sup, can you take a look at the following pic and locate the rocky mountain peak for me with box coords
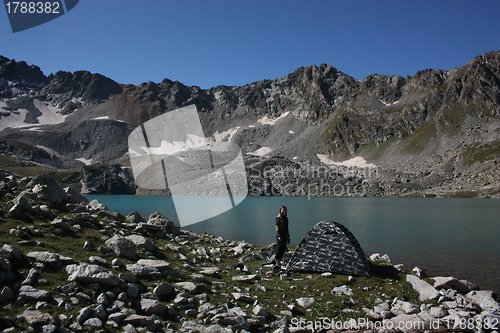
[0,56,47,86]
[0,56,48,98]
[43,70,123,106]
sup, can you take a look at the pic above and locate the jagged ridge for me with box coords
[0,52,499,197]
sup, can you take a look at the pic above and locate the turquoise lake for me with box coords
[86,195,500,294]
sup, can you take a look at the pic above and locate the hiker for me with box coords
[275,205,290,269]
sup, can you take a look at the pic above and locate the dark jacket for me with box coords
[275,214,289,240]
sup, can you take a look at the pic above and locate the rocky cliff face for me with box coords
[0,52,499,197]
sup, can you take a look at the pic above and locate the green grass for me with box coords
[398,123,437,155]
[459,141,500,166]
[0,154,53,177]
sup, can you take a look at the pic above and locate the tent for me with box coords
[285,221,370,276]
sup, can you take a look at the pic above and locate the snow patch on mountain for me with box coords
[257,111,290,125]
[380,99,400,107]
[317,154,377,168]
[76,157,92,165]
[248,147,272,156]
[0,99,66,131]
[0,106,29,131]
[33,99,66,125]
[212,126,240,142]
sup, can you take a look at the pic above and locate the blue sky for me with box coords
[1,0,499,89]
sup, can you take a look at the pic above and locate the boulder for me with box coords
[253,304,269,317]
[19,310,54,326]
[105,235,136,260]
[231,292,253,303]
[138,258,167,268]
[465,290,500,312]
[65,263,120,286]
[428,305,449,318]
[51,218,69,230]
[83,317,103,328]
[146,212,180,236]
[21,268,40,285]
[123,314,154,327]
[232,274,260,282]
[25,251,72,269]
[332,285,353,296]
[388,313,427,331]
[406,274,439,301]
[126,211,144,223]
[18,285,51,301]
[391,300,419,315]
[153,282,174,297]
[296,297,315,308]
[2,244,24,262]
[0,286,16,303]
[369,253,392,265]
[87,199,108,211]
[133,298,167,316]
[200,267,220,276]
[125,264,160,277]
[29,175,69,205]
[175,281,198,294]
[64,187,88,204]
[126,235,156,252]
[433,276,472,294]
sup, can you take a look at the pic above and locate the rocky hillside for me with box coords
[0,52,499,197]
[1,170,500,332]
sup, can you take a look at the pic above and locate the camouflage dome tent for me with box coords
[285,221,370,276]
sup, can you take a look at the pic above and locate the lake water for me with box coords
[86,195,500,294]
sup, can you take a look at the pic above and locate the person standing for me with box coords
[275,205,290,269]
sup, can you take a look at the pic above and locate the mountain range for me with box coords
[0,51,499,197]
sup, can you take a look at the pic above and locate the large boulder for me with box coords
[432,276,472,294]
[29,175,69,205]
[18,285,51,301]
[133,298,167,316]
[64,187,88,204]
[105,235,136,260]
[146,212,180,236]
[25,251,73,269]
[65,263,120,286]
[406,274,439,301]
[126,235,156,253]
[465,290,500,312]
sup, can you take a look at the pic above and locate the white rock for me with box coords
[332,285,353,296]
[231,292,253,303]
[465,290,500,312]
[136,259,169,269]
[66,263,120,286]
[406,274,439,301]
[175,281,198,294]
[296,297,315,308]
[18,285,51,301]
